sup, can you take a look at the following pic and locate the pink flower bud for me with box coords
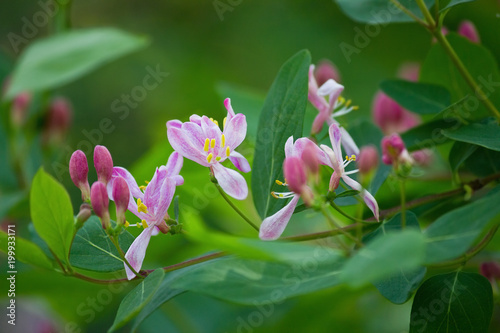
[381,134,406,165]
[69,150,90,201]
[11,92,31,127]
[75,203,92,227]
[94,145,113,185]
[44,97,73,144]
[458,20,480,43]
[372,92,420,134]
[314,60,341,86]
[397,62,420,82]
[480,261,500,282]
[90,181,110,229]
[283,156,307,194]
[357,145,379,174]
[112,176,130,226]
[301,141,320,174]
[411,149,433,167]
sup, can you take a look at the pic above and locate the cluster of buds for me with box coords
[381,133,413,177]
[69,145,130,231]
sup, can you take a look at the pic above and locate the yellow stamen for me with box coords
[207,153,213,163]
[216,156,222,161]
[139,185,147,191]
[275,180,283,186]
[137,222,142,228]
[352,105,359,111]
[223,117,227,129]
[226,146,230,156]
[271,191,279,199]
[338,96,345,104]
[345,99,352,107]
[124,221,130,227]
[350,154,356,161]
[214,120,219,126]
[141,219,148,228]
[221,134,226,147]
[203,138,210,152]
[137,198,148,214]
[210,138,215,148]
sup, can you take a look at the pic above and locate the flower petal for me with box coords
[224,98,236,121]
[284,136,294,158]
[189,114,203,125]
[311,112,329,134]
[342,175,379,221]
[259,195,300,240]
[110,167,143,199]
[201,116,222,148]
[317,79,344,100]
[153,177,176,222]
[182,122,205,148]
[223,113,247,149]
[229,151,251,173]
[319,144,337,172]
[212,163,248,200]
[328,123,343,165]
[166,120,182,130]
[124,226,155,280]
[340,127,360,156]
[165,151,183,177]
[167,126,209,166]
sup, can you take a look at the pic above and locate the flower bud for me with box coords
[372,92,420,134]
[397,62,420,82]
[480,261,500,282]
[411,149,433,167]
[90,181,110,229]
[314,60,341,86]
[357,145,379,174]
[69,150,90,201]
[94,145,113,185]
[301,141,320,175]
[283,156,307,194]
[458,20,480,43]
[381,134,406,165]
[11,92,31,128]
[44,97,73,144]
[75,203,92,229]
[112,176,130,226]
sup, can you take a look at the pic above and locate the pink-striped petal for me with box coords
[153,177,176,222]
[212,163,248,200]
[165,151,183,177]
[328,123,343,165]
[167,127,209,166]
[223,113,247,149]
[189,114,203,125]
[311,111,329,134]
[182,122,205,148]
[229,151,251,173]
[343,175,379,221]
[166,120,182,130]
[340,127,360,156]
[224,98,236,121]
[124,226,155,280]
[259,195,300,240]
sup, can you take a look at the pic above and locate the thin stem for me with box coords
[399,180,406,229]
[389,0,428,27]
[214,183,259,232]
[321,206,364,248]
[144,251,227,274]
[110,235,143,279]
[329,200,367,223]
[72,272,129,285]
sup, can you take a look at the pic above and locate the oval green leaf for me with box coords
[442,119,500,151]
[0,231,53,270]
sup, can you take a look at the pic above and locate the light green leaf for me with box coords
[410,271,493,332]
[335,0,435,24]
[340,229,426,287]
[442,119,500,151]
[70,216,135,272]
[440,0,476,12]
[252,50,310,219]
[0,230,53,270]
[5,28,149,98]
[108,269,165,332]
[424,186,500,263]
[380,80,451,114]
[401,118,454,151]
[30,168,74,265]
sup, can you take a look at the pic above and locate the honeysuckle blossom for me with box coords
[166,98,250,200]
[259,137,328,240]
[320,124,379,221]
[308,65,359,156]
[107,152,184,280]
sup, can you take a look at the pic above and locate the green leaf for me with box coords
[420,33,500,120]
[401,118,455,151]
[5,28,149,99]
[341,229,426,287]
[0,118,17,190]
[0,191,26,220]
[0,230,53,270]
[424,186,500,264]
[363,212,427,304]
[335,0,435,24]
[440,0,476,12]
[252,50,310,219]
[409,271,493,333]
[380,80,451,115]
[108,269,165,332]
[335,190,360,199]
[30,168,74,265]
[463,146,500,177]
[442,119,500,151]
[70,216,135,272]
[448,141,477,173]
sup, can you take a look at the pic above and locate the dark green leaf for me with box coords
[252,50,310,218]
[335,0,435,24]
[335,190,360,199]
[463,146,500,177]
[0,118,17,190]
[442,119,500,151]
[424,186,500,263]
[364,212,427,304]
[341,229,426,287]
[409,271,493,333]
[5,28,149,98]
[440,0,476,12]
[30,168,74,265]
[420,33,500,120]
[70,216,135,272]
[380,80,451,114]
[0,231,53,270]
[401,118,455,151]
[448,141,477,173]
[108,269,165,332]
[0,191,26,219]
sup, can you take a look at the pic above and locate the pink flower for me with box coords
[381,133,413,166]
[166,98,250,200]
[458,20,480,44]
[314,59,341,86]
[320,124,379,221]
[372,91,421,135]
[107,152,184,280]
[259,137,328,240]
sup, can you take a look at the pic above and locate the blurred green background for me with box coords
[1,0,500,332]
